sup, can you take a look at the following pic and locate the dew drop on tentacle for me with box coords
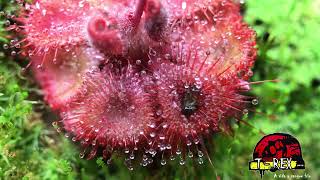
[179,157,186,165]
[3,44,9,49]
[243,109,249,115]
[161,158,166,166]
[252,98,259,105]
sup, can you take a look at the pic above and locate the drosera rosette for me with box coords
[7,0,262,168]
[57,66,158,169]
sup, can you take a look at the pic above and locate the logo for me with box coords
[249,133,305,178]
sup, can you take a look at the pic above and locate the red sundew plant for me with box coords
[8,0,258,168]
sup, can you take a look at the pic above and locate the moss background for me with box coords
[0,0,319,179]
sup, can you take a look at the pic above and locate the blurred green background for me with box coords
[0,0,319,179]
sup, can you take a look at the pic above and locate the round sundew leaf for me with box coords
[177,21,256,79]
[152,0,256,80]
[17,0,92,52]
[151,62,248,154]
[60,69,157,159]
[31,46,104,110]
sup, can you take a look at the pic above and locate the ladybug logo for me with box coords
[249,133,305,178]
